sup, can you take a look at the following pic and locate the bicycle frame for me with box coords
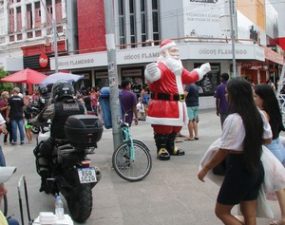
[121,125,135,161]
[113,117,152,182]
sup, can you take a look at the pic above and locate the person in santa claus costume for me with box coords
[145,39,211,160]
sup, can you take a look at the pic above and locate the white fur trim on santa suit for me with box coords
[160,39,176,52]
[146,101,187,126]
[145,63,161,83]
[160,57,184,94]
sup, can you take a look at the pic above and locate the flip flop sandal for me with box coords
[157,148,170,160]
[185,137,195,141]
[175,138,184,143]
[172,147,185,156]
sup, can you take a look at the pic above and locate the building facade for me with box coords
[48,0,284,108]
[0,0,69,72]
[0,0,284,108]
[273,1,285,50]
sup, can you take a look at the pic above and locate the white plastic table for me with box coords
[32,214,73,225]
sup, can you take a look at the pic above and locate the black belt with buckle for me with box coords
[150,93,185,101]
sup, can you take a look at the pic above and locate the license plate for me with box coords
[78,168,97,183]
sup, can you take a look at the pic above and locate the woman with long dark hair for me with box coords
[198,78,271,225]
[254,84,285,165]
[254,84,285,225]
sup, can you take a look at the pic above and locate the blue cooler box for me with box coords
[99,87,112,129]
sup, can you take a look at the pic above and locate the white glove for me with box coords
[145,63,161,83]
[195,63,211,81]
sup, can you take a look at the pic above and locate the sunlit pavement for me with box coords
[3,109,280,225]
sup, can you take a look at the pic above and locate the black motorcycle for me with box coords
[33,114,103,223]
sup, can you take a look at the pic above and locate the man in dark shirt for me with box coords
[185,83,199,140]
[214,73,229,127]
[7,87,25,145]
[119,80,138,126]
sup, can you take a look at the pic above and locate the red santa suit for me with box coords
[147,62,199,128]
[144,39,210,159]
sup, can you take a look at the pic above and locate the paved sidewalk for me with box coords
[2,109,281,225]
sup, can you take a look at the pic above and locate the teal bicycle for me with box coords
[112,120,152,182]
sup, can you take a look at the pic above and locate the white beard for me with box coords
[159,56,183,75]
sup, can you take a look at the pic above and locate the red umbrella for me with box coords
[0,68,47,84]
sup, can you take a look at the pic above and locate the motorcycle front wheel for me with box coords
[67,184,93,223]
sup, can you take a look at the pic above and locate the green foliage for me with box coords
[0,69,13,92]
[0,69,7,78]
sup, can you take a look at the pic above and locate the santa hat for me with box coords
[160,39,176,52]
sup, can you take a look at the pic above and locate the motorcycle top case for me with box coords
[64,114,103,147]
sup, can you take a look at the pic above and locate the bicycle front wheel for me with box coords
[112,139,152,182]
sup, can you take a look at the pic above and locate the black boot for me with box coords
[154,134,170,160]
[167,133,185,156]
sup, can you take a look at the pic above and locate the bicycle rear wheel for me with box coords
[112,139,152,182]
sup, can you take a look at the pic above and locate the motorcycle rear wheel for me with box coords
[67,184,93,223]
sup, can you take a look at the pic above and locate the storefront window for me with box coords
[152,0,160,44]
[118,0,126,48]
[129,0,136,48]
[95,70,109,88]
[74,72,91,90]
[194,63,221,96]
[141,0,148,46]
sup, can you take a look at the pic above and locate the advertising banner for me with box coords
[265,0,278,38]
[183,0,228,38]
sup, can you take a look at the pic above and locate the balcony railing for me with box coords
[0,23,65,45]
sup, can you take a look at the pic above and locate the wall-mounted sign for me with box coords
[0,56,23,71]
[39,53,49,68]
[183,0,227,38]
[121,68,143,77]
[264,47,284,65]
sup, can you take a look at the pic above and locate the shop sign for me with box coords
[58,58,95,68]
[39,53,49,68]
[197,48,247,56]
[180,43,265,61]
[121,68,143,77]
[0,57,23,71]
[50,53,105,70]
[239,62,263,69]
[264,47,284,65]
[183,0,227,38]
[120,52,160,63]
[51,42,265,70]
[95,71,108,78]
